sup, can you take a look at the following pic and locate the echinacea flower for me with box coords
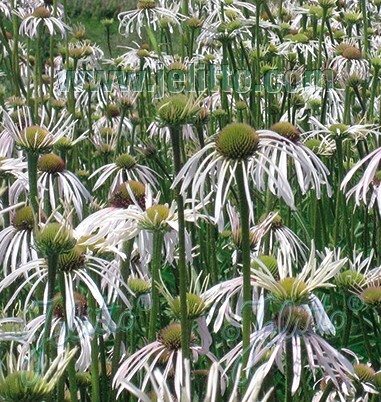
[0,348,77,402]
[75,180,148,249]
[0,205,38,274]
[0,226,131,332]
[258,212,309,264]
[221,306,355,397]
[252,243,346,334]
[89,152,158,195]
[37,153,91,219]
[268,121,332,199]
[18,6,70,38]
[118,0,183,38]
[90,196,201,266]
[1,106,76,154]
[173,123,312,224]
[20,291,95,371]
[113,322,219,400]
[329,43,369,82]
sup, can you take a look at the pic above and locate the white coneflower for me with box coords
[252,243,346,305]
[0,226,131,330]
[89,152,158,195]
[1,106,76,154]
[113,323,219,400]
[108,43,160,71]
[0,205,38,275]
[173,123,319,224]
[75,180,148,249]
[258,212,309,263]
[118,0,184,38]
[37,153,91,219]
[307,116,380,144]
[89,126,119,158]
[267,121,332,199]
[67,40,104,69]
[0,348,77,402]
[90,195,201,266]
[341,147,381,214]
[252,243,346,335]
[329,43,369,81]
[277,33,320,61]
[20,291,95,371]
[17,6,70,38]
[221,306,355,397]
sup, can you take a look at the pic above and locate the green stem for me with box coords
[317,8,328,69]
[89,291,100,402]
[285,337,293,402]
[43,253,58,370]
[342,295,352,347]
[109,238,134,402]
[58,273,78,401]
[27,153,39,215]
[148,231,164,342]
[236,162,252,372]
[169,126,189,360]
[359,312,378,369]
[360,0,369,58]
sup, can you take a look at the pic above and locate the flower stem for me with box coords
[27,152,39,215]
[359,312,378,369]
[317,8,328,69]
[169,126,189,360]
[89,289,100,402]
[285,336,293,402]
[342,295,353,347]
[236,162,252,372]
[43,253,58,370]
[58,273,78,402]
[148,231,164,342]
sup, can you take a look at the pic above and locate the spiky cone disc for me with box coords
[273,277,309,305]
[127,277,151,295]
[57,246,86,273]
[115,154,137,170]
[109,180,146,209]
[35,223,76,256]
[270,121,300,142]
[252,255,279,279]
[137,0,156,9]
[53,290,88,318]
[18,125,52,153]
[37,153,65,173]
[156,94,199,127]
[335,270,366,291]
[0,371,51,402]
[12,206,34,231]
[157,323,196,350]
[32,6,51,18]
[360,286,381,314]
[276,306,312,333]
[353,364,376,383]
[140,204,171,232]
[215,123,259,160]
[169,293,207,320]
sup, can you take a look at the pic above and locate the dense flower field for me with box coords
[1,0,381,401]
